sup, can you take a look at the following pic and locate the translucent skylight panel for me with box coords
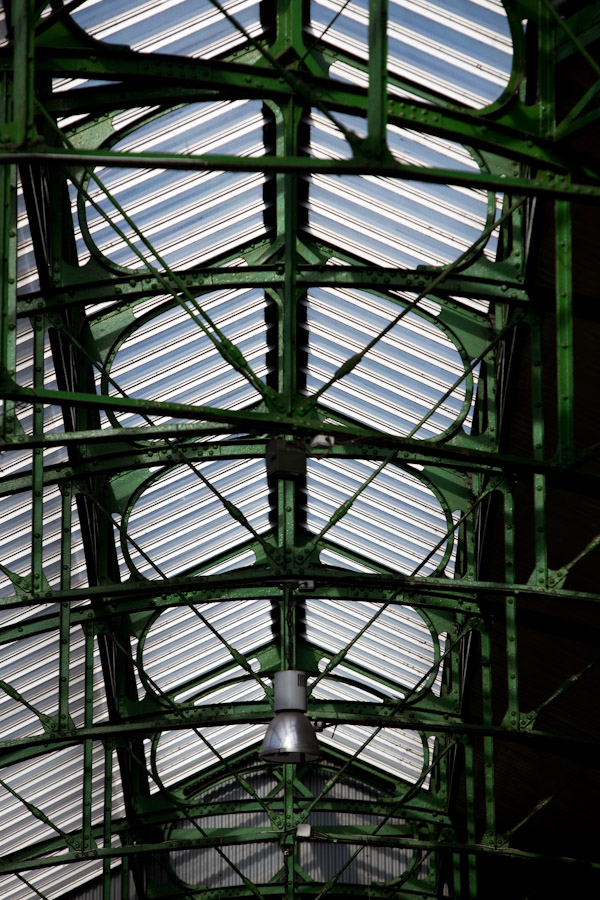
[104,288,269,426]
[123,459,271,578]
[154,725,265,789]
[305,459,451,576]
[193,676,266,705]
[303,288,471,438]
[306,599,439,696]
[0,864,106,900]
[15,178,40,295]
[319,547,378,573]
[0,486,88,598]
[0,624,109,745]
[0,744,109,855]
[312,675,393,702]
[0,630,60,741]
[68,0,263,59]
[318,723,427,783]
[142,599,273,696]
[9,322,68,464]
[307,111,496,267]
[310,0,513,108]
[77,101,268,272]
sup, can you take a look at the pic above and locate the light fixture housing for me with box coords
[260,671,320,763]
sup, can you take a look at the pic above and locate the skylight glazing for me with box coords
[306,458,455,575]
[310,0,513,107]
[308,112,497,268]
[77,101,268,272]
[122,459,271,578]
[68,0,264,59]
[306,599,444,697]
[303,287,474,438]
[141,599,273,698]
[104,288,269,426]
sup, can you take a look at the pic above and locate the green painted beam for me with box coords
[1,146,599,198]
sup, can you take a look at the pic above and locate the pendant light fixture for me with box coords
[260,671,320,763]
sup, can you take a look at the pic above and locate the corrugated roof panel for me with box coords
[308,111,496,267]
[0,743,125,900]
[201,547,258,575]
[3,318,68,468]
[104,288,269,427]
[303,287,472,438]
[0,628,110,743]
[305,458,453,576]
[317,723,427,783]
[312,674,396,702]
[16,179,40,295]
[171,837,281,888]
[0,629,60,741]
[70,0,263,59]
[310,0,513,108]
[142,599,273,697]
[79,102,268,272]
[299,839,413,883]
[0,741,121,855]
[0,485,88,598]
[196,765,282,804]
[154,725,265,788]
[0,863,107,900]
[306,599,442,697]
[122,459,271,578]
[192,675,266,705]
[318,547,378,573]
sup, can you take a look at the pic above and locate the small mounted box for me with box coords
[266,437,307,480]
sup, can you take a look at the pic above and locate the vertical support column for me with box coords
[276,94,304,573]
[12,0,36,147]
[274,0,305,57]
[504,487,519,727]
[536,0,556,138]
[555,199,574,466]
[121,853,130,900]
[368,0,388,156]
[463,738,477,899]
[0,158,17,439]
[480,628,496,845]
[59,483,72,730]
[31,312,45,593]
[282,98,302,413]
[83,620,95,850]
[103,742,114,900]
[280,586,297,900]
[530,317,547,586]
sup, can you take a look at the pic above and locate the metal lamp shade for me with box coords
[259,710,320,763]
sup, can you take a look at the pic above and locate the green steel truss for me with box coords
[1,1,599,898]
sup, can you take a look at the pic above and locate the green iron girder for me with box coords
[3,435,600,494]
[0,828,598,878]
[2,574,599,621]
[1,703,597,769]
[1,145,597,198]
[14,264,529,316]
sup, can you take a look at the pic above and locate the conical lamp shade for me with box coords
[259,711,320,763]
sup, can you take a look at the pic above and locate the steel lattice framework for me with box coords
[1,1,600,898]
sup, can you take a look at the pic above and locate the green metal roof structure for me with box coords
[1,1,600,898]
